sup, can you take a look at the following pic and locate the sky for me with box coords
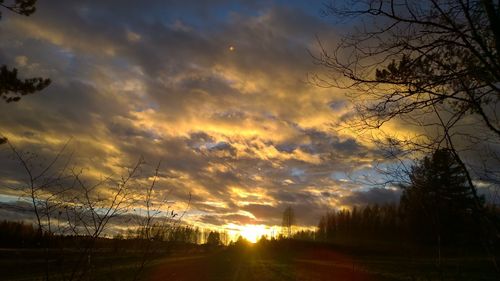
[0,0,406,235]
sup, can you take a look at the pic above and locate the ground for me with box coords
[144,243,498,281]
[146,249,390,281]
[1,242,498,280]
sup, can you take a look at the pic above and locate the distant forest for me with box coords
[2,149,500,251]
[3,202,499,250]
[0,220,228,249]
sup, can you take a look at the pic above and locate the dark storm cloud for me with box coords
[343,188,402,206]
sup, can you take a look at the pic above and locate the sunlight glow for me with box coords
[239,224,268,243]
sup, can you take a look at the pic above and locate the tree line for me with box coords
[315,149,500,257]
[0,220,232,248]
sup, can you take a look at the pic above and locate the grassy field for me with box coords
[2,242,499,281]
[145,243,499,281]
[146,247,395,281]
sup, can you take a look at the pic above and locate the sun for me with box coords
[239,224,268,243]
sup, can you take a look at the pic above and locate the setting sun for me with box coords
[239,224,268,243]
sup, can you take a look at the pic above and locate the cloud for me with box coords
[343,188,402,207]
[0,0,400,231]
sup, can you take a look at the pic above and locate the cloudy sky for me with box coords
[0,0,404,233]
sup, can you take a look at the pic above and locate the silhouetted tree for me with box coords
[1,0,50,144]
[170,226,203,243]
[282,206,296,238]
[131,161,184,281]
[315,0,500,138]
[317,204,403,244]
[314,0,499,220]
[1,65,51,103]
[8,140,186,280]
[0,0,37,17]
[206,231,221,246]
[0,0,50,103]
[0,220,37,247]
[400,148,481,262]
[292,230,315,241]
